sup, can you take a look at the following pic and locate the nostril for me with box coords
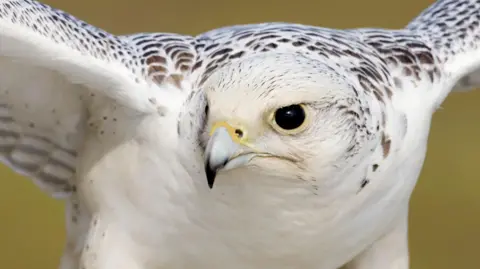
[234,129,243,138]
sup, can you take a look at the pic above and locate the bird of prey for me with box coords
[0,0,478,268]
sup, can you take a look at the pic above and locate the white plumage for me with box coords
[0,0,479,268]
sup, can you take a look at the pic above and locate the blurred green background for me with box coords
[1,0,479,268]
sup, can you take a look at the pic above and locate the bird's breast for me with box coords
[126,169,411,269]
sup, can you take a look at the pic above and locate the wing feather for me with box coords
[0,0,159,112]
[407,0,480,92]
[0,0,198,198]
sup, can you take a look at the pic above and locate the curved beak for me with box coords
[204,122,252,188]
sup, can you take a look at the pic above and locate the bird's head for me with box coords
[186,53,378,188]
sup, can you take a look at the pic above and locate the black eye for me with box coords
[274,104,306,131]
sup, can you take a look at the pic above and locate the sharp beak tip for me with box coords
[205,164,217,189]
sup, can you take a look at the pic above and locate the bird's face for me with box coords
[197,53,371,188]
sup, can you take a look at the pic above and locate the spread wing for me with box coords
[407,0,480,92]
[0,0,197,198]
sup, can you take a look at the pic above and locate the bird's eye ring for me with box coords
[270,104,309,135]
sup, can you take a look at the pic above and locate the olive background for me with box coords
[1,0,479,268]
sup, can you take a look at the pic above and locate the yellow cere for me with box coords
[209,121,247,144]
